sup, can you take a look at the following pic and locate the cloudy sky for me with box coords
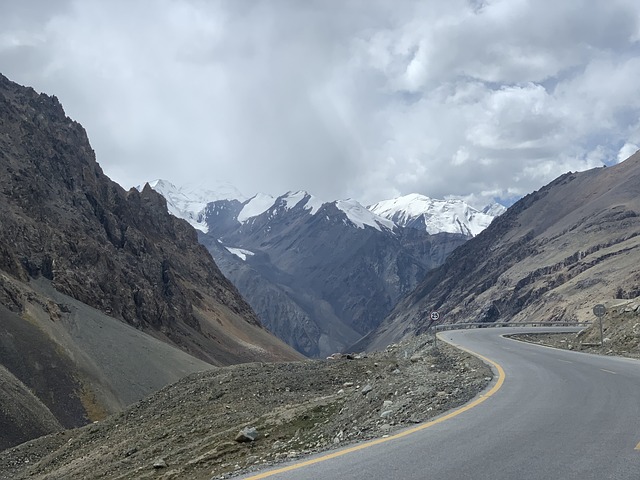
[2,0,640,207]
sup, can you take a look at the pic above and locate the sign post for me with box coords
[430,311,440,349]
[592,304,606,347]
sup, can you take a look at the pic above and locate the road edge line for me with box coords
[242,335,506,479]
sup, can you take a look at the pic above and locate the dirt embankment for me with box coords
[0,334,491,480]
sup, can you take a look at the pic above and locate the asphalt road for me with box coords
[238,327,640,480]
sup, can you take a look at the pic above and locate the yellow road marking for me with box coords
[635,441,640,451]
[243,336,506,479]
[600,368,617,375]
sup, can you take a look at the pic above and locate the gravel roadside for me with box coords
[0,334,492,480]
[508,331,640,359]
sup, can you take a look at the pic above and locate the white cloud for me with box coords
[1,0,640,208]
[618,142,639,163]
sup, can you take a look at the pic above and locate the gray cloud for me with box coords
[1,0,639,207]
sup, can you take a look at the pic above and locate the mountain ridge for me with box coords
[368,193,502,236]
[357,153,640,352]
[147,179,504,237]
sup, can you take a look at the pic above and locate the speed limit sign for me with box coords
[430,311,440,321]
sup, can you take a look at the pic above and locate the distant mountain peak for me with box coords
[368,193,503,237]
[142,179,249,233]
[138,180,209,233]
[238,193,276,223]
[335,199,396,232]
[146,180,504,237]
[278,191,324,215]
[481,202,508,217]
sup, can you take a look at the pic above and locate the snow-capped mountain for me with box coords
[482,202,508,217]
[148,180,399,234]
[141,179,247,233]
[336,199,396,231]
[238,191,396,232]
[146,180,503,237]
[146,179,504,358]
[368,193,498,237]
[239,191,325,223]
[237,193,276,222]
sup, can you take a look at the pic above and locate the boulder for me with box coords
[235,426,259,443]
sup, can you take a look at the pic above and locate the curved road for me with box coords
[238,327,640,480]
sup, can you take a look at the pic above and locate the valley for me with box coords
[150,181,502,357]
[2,66,640,480]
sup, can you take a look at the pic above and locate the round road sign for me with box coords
[592,304,606,317]
[430,311,440,321]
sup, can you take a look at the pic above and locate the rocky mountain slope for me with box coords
[358,153,640,353]
[150,182,504,358]
[0,73,301,449]
[0,275,212,450]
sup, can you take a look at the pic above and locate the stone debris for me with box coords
[235,426,259,443]
[152,458,167,469]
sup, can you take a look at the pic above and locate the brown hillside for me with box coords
[360,152,640,352]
